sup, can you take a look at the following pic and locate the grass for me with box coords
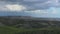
[0,26,60,34]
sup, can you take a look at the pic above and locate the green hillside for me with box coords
[0,26,60,34]
[0,16,60,34]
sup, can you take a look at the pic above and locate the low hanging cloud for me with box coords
[25,10,48,15]
[0,0,60,18]
[0,0,60,11]
[0,1,27,11]
[0,0,59,12]
[0,0,58,15]
[0,0,59,16]
[25,7,58,15]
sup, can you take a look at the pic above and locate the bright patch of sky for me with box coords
[5,4,26,11]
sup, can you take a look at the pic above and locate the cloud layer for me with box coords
[0,0,60,18]
[0,0,60,10]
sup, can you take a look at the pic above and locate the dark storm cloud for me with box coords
[0,0,60,10]
[22,0,51,10]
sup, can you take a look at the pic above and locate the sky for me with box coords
[0,0,60,18]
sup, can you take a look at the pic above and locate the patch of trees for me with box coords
[0,17,60,28]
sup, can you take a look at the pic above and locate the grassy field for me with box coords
[0,26,60,34]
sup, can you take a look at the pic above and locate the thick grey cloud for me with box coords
[0,0,60,10]
[22,0,50,10]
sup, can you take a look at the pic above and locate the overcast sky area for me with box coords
[0,0,60,18]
